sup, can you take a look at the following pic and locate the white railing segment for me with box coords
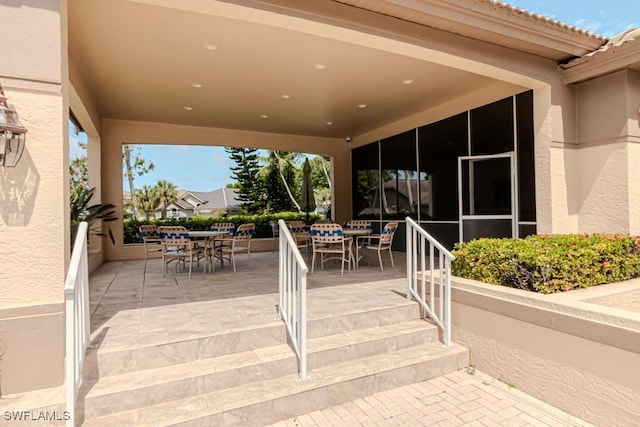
[64,222,91,427]
[405,217,455,347]
[278,219,308,380]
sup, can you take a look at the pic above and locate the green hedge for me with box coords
[451,234,640,293]
[124,212,320,244]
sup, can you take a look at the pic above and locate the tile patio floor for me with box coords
[82,250,591,426]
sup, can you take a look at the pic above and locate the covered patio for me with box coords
[6,1,640,424]
[88,250,408,353]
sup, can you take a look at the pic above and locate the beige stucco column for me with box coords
[534,81,580,235]
[574,70,640,234]
[0,1,69,394]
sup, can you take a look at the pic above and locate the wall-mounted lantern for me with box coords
[0,84,28,167]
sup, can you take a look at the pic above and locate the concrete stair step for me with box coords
[83,342,469,426]
[81,319,438,418]
[84,302,422,378]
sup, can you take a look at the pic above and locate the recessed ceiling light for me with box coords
[314,63,326,70]
[402,79,414,85]
[326,121,333,125]
[191,83,203,88]
[260,114,269,119]
[183,106,193,111]
[281,94,290,99]
[203,43,218,51]
[357,104,367,109]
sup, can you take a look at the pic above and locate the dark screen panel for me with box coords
[418,113,468,221]
[462,219,513,242]
[517,90,536,222]
[471,97,514,155]
[381,130,418,220]
[352,142,380,219]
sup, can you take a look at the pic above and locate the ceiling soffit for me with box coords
[69,0,537,139]
[330,0,606,61]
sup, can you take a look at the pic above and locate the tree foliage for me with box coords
[69,141,88,201]
[222,148,333,217]
[225,146,265,214]
[70,187,118,245]
[308,155,331,191]
[156,179,178,218]
[257,150,301,212]
[122,144,156,215]
[135,185,161,220]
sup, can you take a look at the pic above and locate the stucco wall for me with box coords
[0,1,68,395]
[100,119,351,262]
[0,89,68,307]
[571,70,640,234]
[450,278,640,426]
[626,71,640,235]
[577,143,630,233]
[629,143,640,234]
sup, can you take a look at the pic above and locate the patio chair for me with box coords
[139,224,162,273]
[287,220,311,253]
[157,226,203,278]
[310,223,352,276]
[209,222,236,235]
[215,223,255,273]
[344,219,372,230]
[208,222,236,255]
[356,222,398,271]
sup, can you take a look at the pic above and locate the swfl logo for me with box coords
[3,410,71,421]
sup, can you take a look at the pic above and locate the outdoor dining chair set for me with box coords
[301,219,399,275]
[139,223,255,277]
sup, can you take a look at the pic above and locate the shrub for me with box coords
[451,234,640,293]
[123,212,320,244]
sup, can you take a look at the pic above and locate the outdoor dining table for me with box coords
[188,230,229,239]
[343,228,373,270]
[188,230,231,272]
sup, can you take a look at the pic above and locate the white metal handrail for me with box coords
[278,219,308,380]
[64,222,91,427]
[406,217,455,346]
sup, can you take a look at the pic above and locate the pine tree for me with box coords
[225,146,264,213]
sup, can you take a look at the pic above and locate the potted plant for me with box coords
[70,186,117,245]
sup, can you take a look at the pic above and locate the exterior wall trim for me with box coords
[561,42,640,84]
[551,135,640,149]
[450,276,640,356]
[332,0,605,58]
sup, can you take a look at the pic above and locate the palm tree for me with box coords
[257,150,302,212]
[135,185,161,220]
[156,180,178,218]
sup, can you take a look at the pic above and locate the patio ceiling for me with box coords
[68,0,505,139]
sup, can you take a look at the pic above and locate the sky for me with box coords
[504,0,639,37]
[70,2,639,193]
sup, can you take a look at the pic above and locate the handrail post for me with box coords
[64,221,90,427]
[64,291,75,427]
[277,220,308,381]
[299,274,307,379]
[405,217,455,347]
[445,257,452,346]
[406,221,411,300]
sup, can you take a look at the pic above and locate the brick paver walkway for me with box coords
[268,369,590,427]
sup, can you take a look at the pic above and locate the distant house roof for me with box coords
[188,188,242,211]
[154,187,241,215]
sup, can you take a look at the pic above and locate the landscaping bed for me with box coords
[451,234,640,293]
[123,212,319,244]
